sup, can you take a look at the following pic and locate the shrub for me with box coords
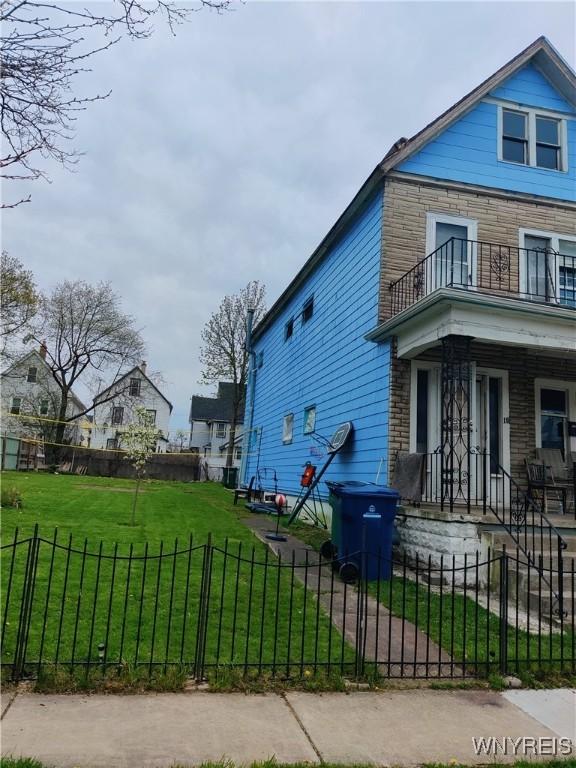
[1,486,22,509]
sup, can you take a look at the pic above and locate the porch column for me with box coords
[440,335,474,512]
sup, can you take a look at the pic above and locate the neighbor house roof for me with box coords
[96,364,173,412]
[252,36,576,342]
[189,382,245,424]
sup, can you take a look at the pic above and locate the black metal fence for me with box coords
[389,238,576,317]
[2,527,574,683]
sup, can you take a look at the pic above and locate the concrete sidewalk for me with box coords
[1,688,574,767]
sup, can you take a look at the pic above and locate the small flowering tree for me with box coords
[122,407,160,526]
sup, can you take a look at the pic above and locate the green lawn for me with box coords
[1,472,355,679]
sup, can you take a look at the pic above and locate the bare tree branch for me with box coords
[1,0,234,206]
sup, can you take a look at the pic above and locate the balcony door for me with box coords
[426,214,478,292]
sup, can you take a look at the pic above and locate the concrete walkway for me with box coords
[2,688,574,767]
[245,515,455,677]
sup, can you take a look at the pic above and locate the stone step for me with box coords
[526,590,575,620]
[485,530,576,555]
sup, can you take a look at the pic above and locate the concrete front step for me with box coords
[485,530,576,555]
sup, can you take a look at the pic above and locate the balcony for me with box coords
[389,238,576,318]
[367,238,576,357]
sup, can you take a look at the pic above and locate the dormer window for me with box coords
[499,106,565,171]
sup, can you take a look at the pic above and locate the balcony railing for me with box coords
[389,238,576,318]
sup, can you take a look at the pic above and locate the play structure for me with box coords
[244,467,281,514]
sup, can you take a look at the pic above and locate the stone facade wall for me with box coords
[379,175,576,323]
[389,342,576,485]
[382,175,576,484]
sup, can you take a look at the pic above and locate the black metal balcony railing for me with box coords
[389,238,576,317]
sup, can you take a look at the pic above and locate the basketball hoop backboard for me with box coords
[328,421,353,454]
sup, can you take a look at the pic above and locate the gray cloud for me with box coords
[3,1,575,428]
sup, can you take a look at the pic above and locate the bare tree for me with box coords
[199,280,266,470]
[25,279,146,464]
[1,0,233,207]
[121,406,161,526]
[0,252,38,358]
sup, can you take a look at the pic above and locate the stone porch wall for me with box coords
[389,342,576,486]
[379,175,576,323]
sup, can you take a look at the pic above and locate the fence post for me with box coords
[498,546,508,676]
[557,538,565,622]
[13,524,40,681]
[194,535,213,682]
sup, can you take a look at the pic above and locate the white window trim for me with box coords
[518,228,576,299]
[425,212,479,291]
[534,378,576,451]
[303,405,316,435]
[496,103,568,172]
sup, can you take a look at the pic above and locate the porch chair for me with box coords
[525,457,569,515]
[535,448,574,514]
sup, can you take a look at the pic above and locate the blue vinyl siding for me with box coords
[244,191,391,498]
[398,65,576,201]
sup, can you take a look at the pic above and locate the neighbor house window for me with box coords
[235,446,242,460]
[284,318,294,340]
[215,422,226,438]
[27,366,37,383]
[106,438,118,450]
[302,296,314,323]
[129,378,141,396]
[500,107,565,171]
[10,397,21,415]
[303,405,316,434]
[282,413,294,444]
[111,406,124,425]
[146,409,157,426]
[39,399,49,416]
[257,351,264,369]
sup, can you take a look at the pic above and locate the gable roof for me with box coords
[189,382,245,423]
[96,365,173,412]
[252,36,576,341]
[380,36,576,174]
[1,349,86,411]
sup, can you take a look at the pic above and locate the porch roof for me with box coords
[366,288,576,359]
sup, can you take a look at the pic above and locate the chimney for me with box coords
[39,341,47,360]
[140,360,147,375]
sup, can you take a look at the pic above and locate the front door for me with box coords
[474,369,510,506]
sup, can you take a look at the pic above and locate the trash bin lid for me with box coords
[326,481,399,499]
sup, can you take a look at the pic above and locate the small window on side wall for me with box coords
[302,296,314,324]
[284,318,294,341]
[282,413,294,444]
[303,405,316,434]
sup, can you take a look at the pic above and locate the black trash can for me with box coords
[222,467,239,489]
[326,481,399,581]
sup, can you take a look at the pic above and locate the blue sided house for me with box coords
[240,37,576,570]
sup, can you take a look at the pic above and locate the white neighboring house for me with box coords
[91,362,172,453]
[1,347,87,450]
[188,382,244,480]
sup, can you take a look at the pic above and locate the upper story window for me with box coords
[10,397,21,415]
[145,409,157,426]
[500,106,565,171]
[284,318,294,341]
[215,422,226,438]
[40,399,49,416]
[129,378,141,396]
[27,366,37,383]
[302,296,314,323]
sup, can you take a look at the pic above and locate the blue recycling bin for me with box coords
[326,481,400,581]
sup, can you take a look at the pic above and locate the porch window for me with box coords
[539,388,567,459]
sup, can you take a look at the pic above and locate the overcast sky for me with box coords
[3,1,575,430]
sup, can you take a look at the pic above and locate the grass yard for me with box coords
[0,472,355,679]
